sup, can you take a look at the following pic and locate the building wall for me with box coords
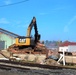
[59,46,68,52]
[59,45,76,52]
[68,45,76,52]
[0,33,15,49]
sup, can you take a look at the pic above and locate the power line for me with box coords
[0,0,29,7]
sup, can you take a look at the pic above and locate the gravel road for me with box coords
[0,68,76,75]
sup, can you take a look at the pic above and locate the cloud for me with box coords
[63,25,69,33]
[0,18,10,24]
[13,23,29,28]
[39,12,49,16]
[63,15,76,33]
[4,0,11,5]
[39,7,66,16]
[68,16,76,25]
[16,21,21,25]
[53,6,66,11]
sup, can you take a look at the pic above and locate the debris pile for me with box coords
[7,42,47,55]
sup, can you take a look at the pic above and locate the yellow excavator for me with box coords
[8,17,46,54]
[12,17,40,49]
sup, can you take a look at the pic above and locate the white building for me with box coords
[58,41,76,65]
[59,41,76,52]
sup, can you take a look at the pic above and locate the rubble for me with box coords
[7,42,47,54]
[45,59,60,66]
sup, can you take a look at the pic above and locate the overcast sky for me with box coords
[0,0,76,41]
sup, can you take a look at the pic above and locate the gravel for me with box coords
[0,68,76,75]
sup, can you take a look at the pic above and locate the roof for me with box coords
[60,41,76,47]
[0,28,20,38]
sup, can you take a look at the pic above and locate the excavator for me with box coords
[15,17,40,49]
[8,17,46,54]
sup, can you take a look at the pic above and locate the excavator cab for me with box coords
[16,36,32,46]
[15,17,40,48]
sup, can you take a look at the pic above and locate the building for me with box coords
[45,42,59,50]
[59,41,76,52]
[58,41,76,65]
[0,28,19,50]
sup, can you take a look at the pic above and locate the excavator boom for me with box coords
[27,17,40,44]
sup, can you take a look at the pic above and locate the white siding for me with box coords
[59,46,68,52]
[68,45,76,52]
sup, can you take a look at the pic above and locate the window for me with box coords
[61,49,63,51]
[66,49,68,51]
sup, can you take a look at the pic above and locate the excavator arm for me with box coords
[27,17,36,37]
[27,17,40,44]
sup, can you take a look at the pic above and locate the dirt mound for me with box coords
[45,59,60,66]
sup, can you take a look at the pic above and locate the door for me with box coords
[0,41,5,50]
